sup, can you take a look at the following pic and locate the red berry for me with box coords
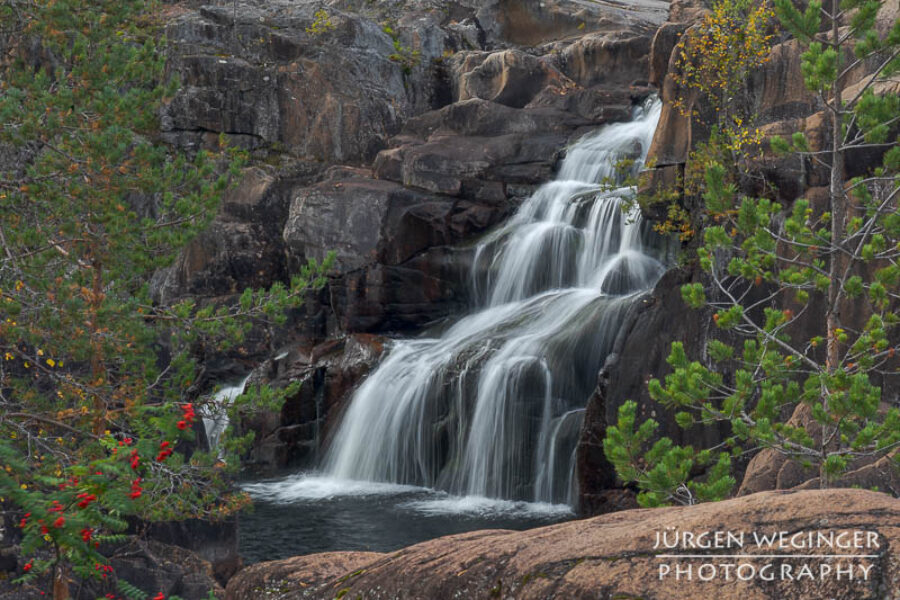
[53,516,65,528]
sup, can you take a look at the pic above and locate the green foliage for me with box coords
[382,24,421,75]
[306,9,337,36]
[0,0,330,596]
[603,401,736,507]
[672,0,775,118]
[606,0,900,505]
[773,0,821,42]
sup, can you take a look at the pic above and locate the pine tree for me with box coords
[0,1,328,596]
[605,0,900,506]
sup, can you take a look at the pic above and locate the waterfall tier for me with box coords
[322,99,666,504]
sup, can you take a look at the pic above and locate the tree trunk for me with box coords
[53,564,69,600]
[823,0,845,488]
[91,258,106,435]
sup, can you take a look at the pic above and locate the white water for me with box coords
[202,375,250,452]
[397,495,573,518]
[255,99,666,510]
[242,475,422,503]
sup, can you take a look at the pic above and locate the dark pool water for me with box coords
[238,474,575,564]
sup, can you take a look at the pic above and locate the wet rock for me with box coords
[577,267,735,515]
[226,489,900,600]
[236,334,387,472]
[282,174,509,332]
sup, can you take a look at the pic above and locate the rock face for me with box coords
[577,267,723,515]
[225,489,900,600]
[140,518,242,586]
[152,166,296,303]
[236,334,386,472]
[0,537,223,600]
[281,170,507,332]
[107,539,225,600]
[163,1,412,163]
[159,0,667,335]
[576,0,900,511]
[154,0,672,473]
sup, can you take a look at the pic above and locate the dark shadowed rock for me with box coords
[284,178,459,272]
[577,267,735,515]
[225,489,900,600]
[109,539,224,600]
[151,166,299,303]
[327,246,475,332]
[282,174,510,332]
[0,537,224,600]
[236,334,386,472]
[141,518,242,586]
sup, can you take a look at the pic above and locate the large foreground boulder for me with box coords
[225,489,900,600]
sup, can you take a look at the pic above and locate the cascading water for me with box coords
[202,375,250,453]
[319,98,668,505]
[239,99,668,562]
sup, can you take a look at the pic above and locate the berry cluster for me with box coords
[176,403,195,430]
[129,478,142,499]
[156,440,173,462]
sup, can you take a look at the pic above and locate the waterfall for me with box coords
[202,375,250,453]
[322,99,665,505]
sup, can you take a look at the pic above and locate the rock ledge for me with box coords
[227,489,900,600]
